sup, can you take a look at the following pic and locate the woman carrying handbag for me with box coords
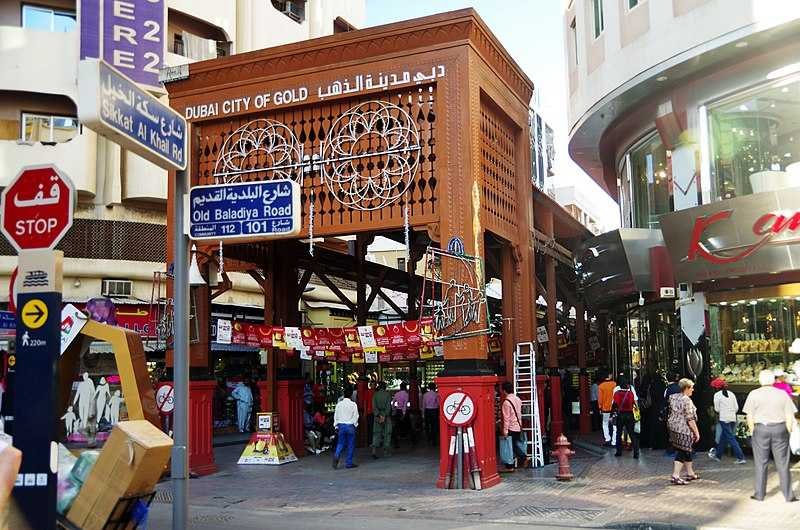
[499,382,529,473]
[612,377,640,459]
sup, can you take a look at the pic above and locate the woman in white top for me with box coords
[709,377,746,463]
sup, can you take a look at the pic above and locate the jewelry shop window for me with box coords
[621,132,673,229]
[708,75,800,200]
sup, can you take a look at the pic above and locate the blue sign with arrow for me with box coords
[189,180,301,241]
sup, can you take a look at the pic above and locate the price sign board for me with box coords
[189,180,301,241]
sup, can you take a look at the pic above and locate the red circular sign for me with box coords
[1,165,74,252]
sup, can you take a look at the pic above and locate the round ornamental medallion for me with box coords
[214,119,303,184]
[321,101,421,211]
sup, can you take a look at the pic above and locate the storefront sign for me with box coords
[660,187,800,282]
[216,319,232,344]
[60,304,88,354]
[189,180,301,241]
[536,325,549,343]
[79,0,167,93]
[182,64,446,121]
[78,59,187,170]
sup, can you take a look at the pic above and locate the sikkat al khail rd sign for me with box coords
[660,187,800,282]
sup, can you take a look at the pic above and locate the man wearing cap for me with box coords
[743,369,797,502]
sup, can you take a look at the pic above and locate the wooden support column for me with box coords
[577,300,590,434]
[500,244,516,380]
[541,208,563,439]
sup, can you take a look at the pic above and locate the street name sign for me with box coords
[78,58,186,170]
[0,165,74,253]
[189,180,301,241]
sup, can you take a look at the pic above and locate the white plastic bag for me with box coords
[790,421,800,455]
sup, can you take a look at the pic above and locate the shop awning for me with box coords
[212,342,260,353]
[575,228,666,307]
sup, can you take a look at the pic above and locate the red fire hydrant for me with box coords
[550,434,575,481]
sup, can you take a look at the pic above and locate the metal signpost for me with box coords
[77,59,187,171]
[1,165,74,530]
[189,180,302,241]
[78,58,188,529]
[79,0,167,93]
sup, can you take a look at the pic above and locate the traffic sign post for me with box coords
[1,164,72,530]
[12,291,61,530]
[0,165,74,253]
[189,180,301,241]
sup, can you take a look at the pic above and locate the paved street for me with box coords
[147,437,800,529]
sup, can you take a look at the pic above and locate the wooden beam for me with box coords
[531,227,574,264]
[298,268,313,294]
[365,269,387,311]
[310,263,357,313]
[378,289,407,320]
[210,272,233,301]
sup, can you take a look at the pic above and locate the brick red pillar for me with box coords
[435,375,500,490]
[577,301,591,434]
[277,379,304,457]
[257,380,270,414]
[356,378,369,447]
[188,380,217,476]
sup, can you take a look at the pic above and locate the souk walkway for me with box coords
[147,437,800,529]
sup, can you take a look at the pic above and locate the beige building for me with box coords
[554,185,603,235]
[0,0,365,311]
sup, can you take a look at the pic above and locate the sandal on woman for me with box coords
[683,474,699,481]
[670,476,688,485]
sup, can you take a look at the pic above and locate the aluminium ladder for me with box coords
[513,342,544,468]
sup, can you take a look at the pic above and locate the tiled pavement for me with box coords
[147,437,800,529]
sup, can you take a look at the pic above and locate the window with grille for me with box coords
[592,0,605,38]
[101,279,133,297]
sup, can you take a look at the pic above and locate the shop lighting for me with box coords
[719,301,728,306]
[735,41,748,48]
[656,75,668,82]
[785,153,793,158]
[770,103,776,108]
[749,300,758,305]
[770,299,777,303]
[739,104,748,111]
[782,87,790,93]
[766,63,800,80]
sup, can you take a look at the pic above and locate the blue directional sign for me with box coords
[78,58,186,170]
[189,180,301,241]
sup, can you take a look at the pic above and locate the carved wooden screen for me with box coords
[195,85,439,237]
[480,101,519,241]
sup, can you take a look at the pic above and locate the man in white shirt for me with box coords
[743,370,797,502]
[333,386,360,469]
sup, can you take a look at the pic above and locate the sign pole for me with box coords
[172,165,189,530]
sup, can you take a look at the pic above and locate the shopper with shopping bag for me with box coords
[499,382,528,473]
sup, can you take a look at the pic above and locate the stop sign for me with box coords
[1,165,74,252]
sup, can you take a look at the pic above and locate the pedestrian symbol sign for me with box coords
[21,299,48,329]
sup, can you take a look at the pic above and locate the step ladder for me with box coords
[514,342,544,468]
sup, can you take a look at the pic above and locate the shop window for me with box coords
[708,296,800,392]
[708,75,800,200]
[22,4,76,32]
[396,257,406,272]
[592,0,604,39]
[21,113,78,143]
[272,0,305,23]
[622,132,673,229]
[628,0,640,9]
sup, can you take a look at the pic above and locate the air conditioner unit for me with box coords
[101,279,133,298]
[282,1,304,22]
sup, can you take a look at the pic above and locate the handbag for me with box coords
[498,435,514,464]
[790,420,800,456]
[632,403,641,423]
[505,398,528,456]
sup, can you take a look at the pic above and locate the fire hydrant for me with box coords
[550,434,575,481]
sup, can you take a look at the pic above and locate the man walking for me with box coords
[590,376,600,431]
[500,381,529,472]
[743,369,797,502]
[598,372,617,447]
[371,381,392,458]
[333,386,359,469]
[422,382,440,446]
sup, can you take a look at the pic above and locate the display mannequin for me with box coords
[73,372,95,429]
[109,390,124,424]
[94,377,111,427]
[231,382,253,433]
[61,406,77,436]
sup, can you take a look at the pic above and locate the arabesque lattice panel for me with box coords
[480,102,518,240]
[195,85,439,237]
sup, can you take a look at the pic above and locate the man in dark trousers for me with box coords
[371,381,393,458]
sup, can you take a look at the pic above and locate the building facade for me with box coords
[554,185,603,234]
[565,0,800,443]
[0,0,365,328]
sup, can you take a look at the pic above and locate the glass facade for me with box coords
[622,133,673,229]
[709,76,800,200]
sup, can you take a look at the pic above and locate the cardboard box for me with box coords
[67,420,172,530]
